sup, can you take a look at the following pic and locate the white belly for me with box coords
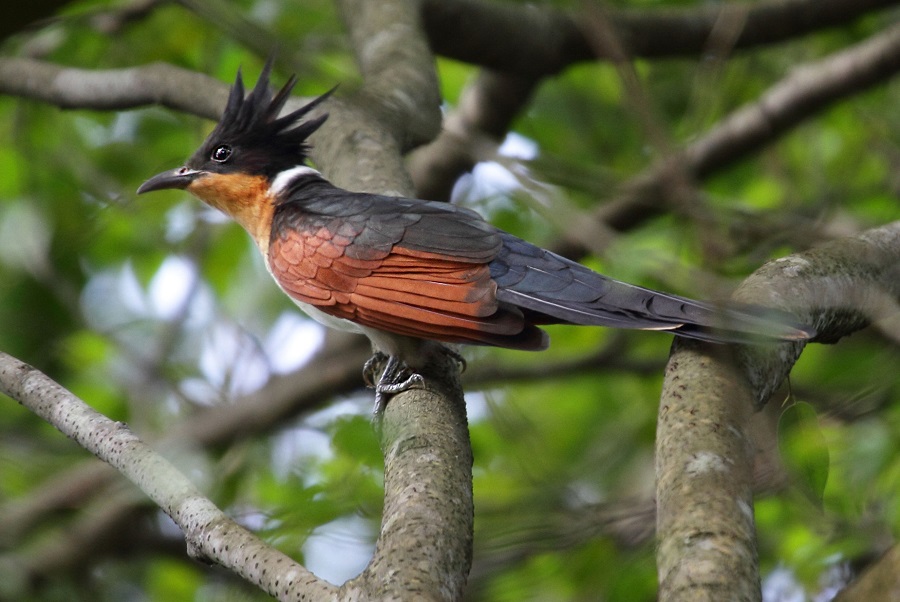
[293,299,365,335]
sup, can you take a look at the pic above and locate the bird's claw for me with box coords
[364,348,465,424]
[366,354,427,423]
[376,372,425,396]
[445,347,467,374]
[373,371,426,422]
[362,352,387,388]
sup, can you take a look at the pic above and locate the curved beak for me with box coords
[137,167,204,194]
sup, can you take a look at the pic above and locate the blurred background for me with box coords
[0,0,898,600]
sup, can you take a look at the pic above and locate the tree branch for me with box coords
[656,220,900,601]
[657,340,761,601]
[0,332,371,588]
[408,70,538,202]
[337,0,442,149]
[0,59,224,117]
[353,353,473,600]
[0,351,337,601]
[688,22,900,181]
[833,544,900,602]
[553,22,900,258]
[734,221,900,405]
[409,12,899,219]
[421,0,900,76]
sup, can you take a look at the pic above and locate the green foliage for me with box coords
[146,559,204,602]
[778,401,830,507]
[0,0,897,600]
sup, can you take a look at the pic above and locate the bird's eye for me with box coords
[211,145,232,163]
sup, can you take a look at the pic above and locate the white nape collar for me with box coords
[270,165,321,195]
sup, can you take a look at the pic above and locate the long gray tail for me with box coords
[490,234,814,343]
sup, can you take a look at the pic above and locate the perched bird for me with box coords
[138,64,812,412]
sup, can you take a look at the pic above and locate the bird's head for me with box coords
[137,63,332,241]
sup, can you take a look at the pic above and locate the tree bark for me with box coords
[656,221,900,601]
[657,340,760,602]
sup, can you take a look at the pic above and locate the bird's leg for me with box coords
[364,346,466,421]
[370,355,425,420]
[362,352,388,388]
[444,347,467,374]
[376,358,425,396]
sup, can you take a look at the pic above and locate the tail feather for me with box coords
[491,234,814,344]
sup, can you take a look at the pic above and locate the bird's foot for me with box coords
[363,348,465,425]
[362,352,387,388]
[364,354,427,423]
[375,372,425,397]
[444,347,467,374]
[374,373,425,419]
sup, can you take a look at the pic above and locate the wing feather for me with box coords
[268,223,537,345]
[268,183,559,349]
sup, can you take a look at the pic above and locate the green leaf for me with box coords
[147,558,202,601]
[778,401,830,507]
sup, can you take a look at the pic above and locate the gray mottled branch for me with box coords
[656,340,761,602]
[0,59,224,118]
[656,220,900,601]
[0,332,371,591]
[349,353,473,601]
[422,0,899,76]
[337,0,442,149]
[735,220,900,405]
[0,351,336,602]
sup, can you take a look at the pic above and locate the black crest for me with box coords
[188,61,334,177]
